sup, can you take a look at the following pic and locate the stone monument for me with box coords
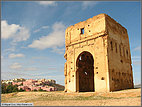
[64,13,134,92]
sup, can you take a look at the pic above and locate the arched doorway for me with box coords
[76,51,94,92]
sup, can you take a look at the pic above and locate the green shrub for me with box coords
[1,84,19,94]
[33,89,37,91]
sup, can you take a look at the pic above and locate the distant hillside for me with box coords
[51,83,65,91]
[134,84,141,88]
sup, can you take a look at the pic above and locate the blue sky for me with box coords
[1,1,141,85]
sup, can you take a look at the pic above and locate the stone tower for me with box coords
[64,13,134,92]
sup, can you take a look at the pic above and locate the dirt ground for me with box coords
[1,88,141,106]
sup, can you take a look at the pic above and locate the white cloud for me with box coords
[82,1,98,10]
[133,46,141,51]
[1,71,32,80]
[3,42,17,55]
[1,20,30,42]
[28,22,66,50]
[4,48,15,53]
[31,56,49,60]
[24,67,38,71]
[33,25,49,33]
[21,46,28,49]
[132,56,141,59]
[42,26,49,29]
[132,56,141,66]
[51,47,65,54]
[3,46,16,57]
[38,1,57,6]
[13,27,30,42]
[1,20,20,39]
[1,56,4,59]
[132,60,141,66]
[8,53,25,59]
[9,63,22,70]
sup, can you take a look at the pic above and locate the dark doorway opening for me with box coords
[76,51,94,92]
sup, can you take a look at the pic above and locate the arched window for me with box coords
[126,50,128,58]
[101,77,105,80]
[76,51,94,92]
[80,28,84,34]
[123,47,125,57]
[119,72,121,76]
[115,43,117,53]
[119,45,121,56]
[110,41,113,51]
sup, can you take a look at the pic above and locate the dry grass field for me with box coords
[1,88,141,106]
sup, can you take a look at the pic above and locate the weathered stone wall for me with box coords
[105,15,134,91]
[64,13,134,92]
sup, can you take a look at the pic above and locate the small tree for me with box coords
[48,82,53,86]
[2,84,19,93]
[38,89,44,91]
[1,83,7,94]
[6,85,13,93]
[33,89,37,91]
[12,86,18,92]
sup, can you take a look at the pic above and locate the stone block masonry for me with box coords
[64,13,134,92]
